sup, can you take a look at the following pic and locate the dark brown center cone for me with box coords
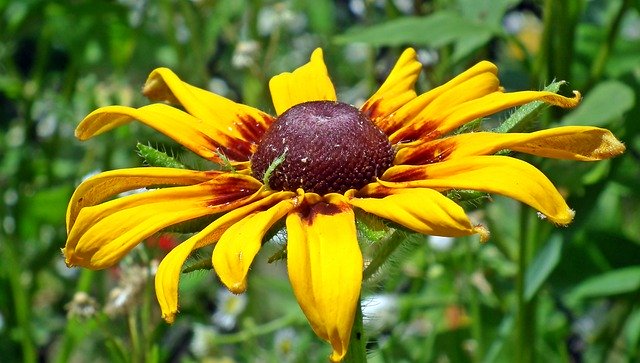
[251,101,394,194]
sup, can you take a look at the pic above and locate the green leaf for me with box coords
[355,210,389,243]
[569,266,640,300]
[561,80,635,127]
[457,0,521,27]
[493,80,564,133]
[334,12,496,47]
[182,256,213,273]
[624,308,640,356]
[136,143,186,169]
[524,235,562,301]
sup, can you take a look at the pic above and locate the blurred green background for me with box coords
[1,0,639,362]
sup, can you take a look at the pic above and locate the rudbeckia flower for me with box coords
[64,48,624,361]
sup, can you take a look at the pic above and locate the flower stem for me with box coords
[363,230,405,280]
[343,298,367,363]
[516,205,536,363]
[5,239,37,363]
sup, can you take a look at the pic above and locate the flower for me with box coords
[362,294,399,333]
[273,328,298,361]
[63,48,624,361]
[211,288,248,330]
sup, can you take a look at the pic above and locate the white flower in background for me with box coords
[393,0,414,14]
[208,77,232,98]
[104,265,150,317]
[55,258,80,279]
[3,216,15,234]
[231,40,261,69]
[362,294,399,333]
[274,328,297,362]
[212,288,248,330]
[190,323,218,358]
[65,291,99,319]
[174,15,191,44]
[257,2,307,36]
[417,48,439,67]
[428,235,455,251]
[344,43,369,64]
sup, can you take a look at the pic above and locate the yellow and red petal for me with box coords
[381,61,498,137]
[361,48,422,129]
[66,167,217,232]
[347,187,478,237]
[269,48,337,116]
[286,200,362,362]
[390,89,580,143]
[382,156,574,225]
[155,190,294,323]
[213,198,298,294]
[395,126,626,165]
[143,67,274,144]
[75,104,255,162]
[64,174,263,269]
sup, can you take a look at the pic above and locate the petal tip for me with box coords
[162,311,177,324]
[329,351,346,363]
[603,133,626,158]
[228,282,247,295]
[473,225,490,243]
[538,208,575,226]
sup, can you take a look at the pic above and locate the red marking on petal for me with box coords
[206,176,261,206]
[385,167,427,182]
[398,139,456,165]
[297,201,346,225]
[236,113,273,144]
[390,120,440,144]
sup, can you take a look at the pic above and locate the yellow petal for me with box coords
[75,104,255,162]
[213,198,297,294]
[382,61,498,136]
[269,48,337,116]
[395,126,626,165]
[65,174,263,269]
[387,65,580,143]
[155,191,294,323]
[361,48,421,128]
[66,167,216,232]
[143,67,274,143]
[433,90,581,135]
[382,156,574,225]
[286,201,362,362]
[348,188,477,237]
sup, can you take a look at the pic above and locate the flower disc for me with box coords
[252,101,394,194]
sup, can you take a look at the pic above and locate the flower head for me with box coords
[64,48,624,361]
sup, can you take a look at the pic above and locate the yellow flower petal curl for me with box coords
[348,187,479,238]
[391,89,581,143]
[380,61,498,135]
[286,200,362,362]
[382,155,575,225]
[361,48,421,127]
[66,167,216,232]
[65,174,263,269]
[395,126,626,165]
[269,48,337,116]
[143,67,274,143]
[155,190,294,323]
[213,198,298,294]
[76,104,255,162]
